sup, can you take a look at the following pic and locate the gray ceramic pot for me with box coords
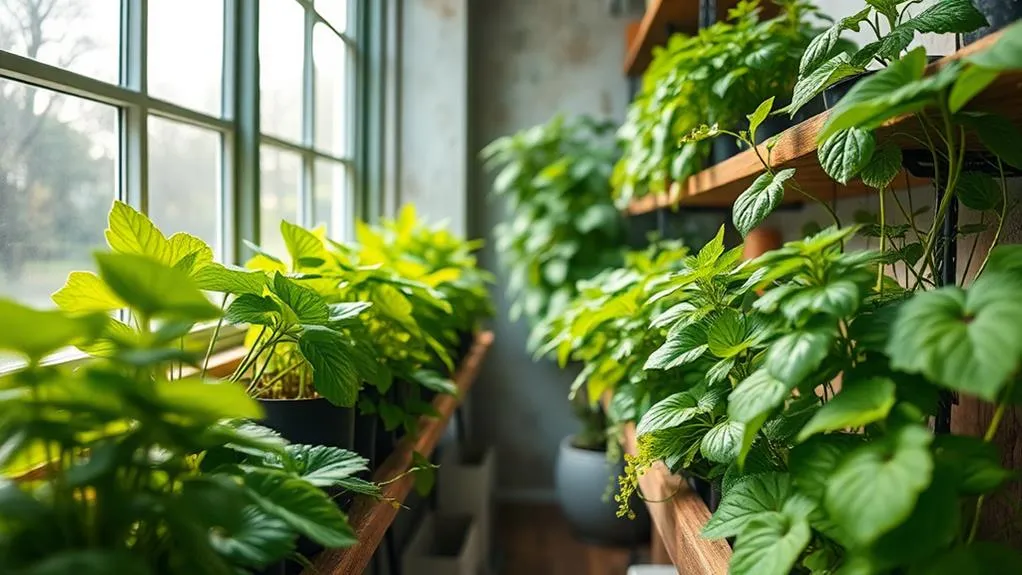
[554,435,651,546]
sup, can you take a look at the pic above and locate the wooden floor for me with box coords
[496,504,636,575]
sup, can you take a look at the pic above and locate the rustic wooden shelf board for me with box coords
[622,422,732,574]
[624,0,698,76]
[303,331,494,575]
[626,29,1022,215]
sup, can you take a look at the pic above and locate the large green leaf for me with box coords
[733,169,794,238]
[706,309,749,358]
[956,172,1002,212]
[193,263,268,295]
[52,271,126,313]
[819,128,875,185]
[244,469,356,548]
[156,377,264,422]
[701,419,744,464]
[965,19,1022,71]
[860,141,902,189]
[225,294,281,326]
[958,112,1022,169]
[272,273,330,325]
[281,445,372,488]
[730,512,811,575]
[105,200,171,262]
[298,326,361,407]
[949,65,1000,113]
[635,392,700,437]
[209,506,295,568]
[95,253,221,321]
[933,435,1015,494]
[790,434,861,501]
[280,220,328,267]
[781,280,860,321]
[825,425,933,546]
[887,274,1022,400]
[0,299,106,359]
[789,54,863,117]
[909,543,1022,575]
[644,323,708,370]
[703,472,793,539]
[871,475,960,565]
[21,551,152,575]
[765,328,835,385]
[728,369,792,423]
[904,0,988,34]
[797,376,896,441]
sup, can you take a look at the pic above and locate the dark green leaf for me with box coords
[728,369,793,424]
[706,310,749,358]
[860,142,903,189]
[244,469,356,548]
[701,419,745,464]
[636,392,700,437]
[790,434,861,501]
[933,435,1015,494]
[298,326,361,407]
[781,280,860,321]
[644,323,708,370]
[21,551,152,575]
[957,171,1002,211]
[790,54,863,117]
[282,445,372,488]
[905,0,988,34]
[730,513,811,575]
[958,112,1022,169]
[909,543,1022,575]
[765,329,835,385]
[734,169,794,238]
[209,506,295,567]
[819,128,876,185]
[703,472,793,539]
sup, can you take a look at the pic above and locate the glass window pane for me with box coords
[259,0,304,142]
[314,159,347,237]
[148,0,224,116]
[0,79,117,307]
[260,146,301,257]
[314,24,347,157]
[0,0,120,84]
[316,0,347,33]
[147,116,222,257]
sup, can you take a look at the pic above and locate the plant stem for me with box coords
[914,106,961,290]
[961,212,985,282]
[878,188,887,294]
[975,159,1009,278]
[200,294,229,378]
[967,378,1016,544]
[229,326,268,383]
[247,339,280,395]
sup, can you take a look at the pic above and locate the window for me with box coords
[0,0,364,364]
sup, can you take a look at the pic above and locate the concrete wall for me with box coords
[467,0,629,498]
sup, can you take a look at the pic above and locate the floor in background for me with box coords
[497,504,637,575]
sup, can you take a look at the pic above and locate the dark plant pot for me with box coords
[687,475,714,510]
[554,436,651,546]
[375,417,401,465]
[353,410,379,469]
[711,134,742,166]
[964,0,1022,44]
[456,329,475,363]
[823,70,877,109]
[259,397,355,450]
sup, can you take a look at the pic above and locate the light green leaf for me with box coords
[949,65,999,113]
[95,253,221,321]
[52,271,126,313]
[272,273,330,325]
[747,98,774,141]
[225,294,281,326]
[372,283,415,327]
[797,377,896,441]
[799,26,842,75]
[728,369,793,423]
[706,309,749,358]
[576,204,619,234]
[819,128,876,185]
[413,369,458,396]
[887,274,1022,400]
[280,220,328,267]
[650,301,696,329]
[0,300,106,360]
[328,302,372,324]
[105,200,170,262]
[965,19,1022,71]
[905,0,988,34]
[957,172,1002,211]
[701,420,744,464]
[156,377,263,422]
[766,328,835,385]
[790,54,863,117]
[193,263,268,295]
[166,232,214,272]
[644,323,708,370]
[734,169,794,238]
[790,434,861,501]
[730,513,812,575]
[244,469,357,548]
[860,142,902,189]
[636,392,700,437]
[703,472,793,539]
[298,326,361,407]
[825,425,933,546]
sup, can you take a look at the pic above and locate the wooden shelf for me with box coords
[621,421,732,574]
[626,29,1022,215]
[303,331,494,575]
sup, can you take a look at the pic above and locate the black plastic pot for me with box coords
[554,436,651,546]
[822,70,877,109]
[964,0,1022,44]
[455,329,475,363]
[259,397,355,450]
[711,134,742,166]
[353,410,379,469]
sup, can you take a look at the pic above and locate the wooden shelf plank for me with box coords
[624,0,699,76]
[303,331,494,575]
[627,29,1021,214]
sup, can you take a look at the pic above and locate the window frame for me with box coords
[0,0,371,371]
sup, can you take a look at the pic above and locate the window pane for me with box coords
[0,79,117,307]
[314,24,347,157]
[0,0,120,84]
[316,0,347,33]
[314,159,347,237]
[260,146,301,257]
[260,0,304,142]
[148,0,224,116]
[148,116,221,257]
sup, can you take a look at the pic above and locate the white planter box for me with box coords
[402,512,482,575]
[438,444,495,558]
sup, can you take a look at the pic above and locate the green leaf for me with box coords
[790,54,863,117]
[21,551,152,575]
[904,0,988,34]
[244,469,356,548]
[156,377,264,422]
[965,19,1022,71]
[728,369,793,423]
[933,435,1015,494]
[733,169,794,238]
[910,543,1022,575]
[703,472,793,539]
[280,220,328,267]
[819,128,876,185]
[225,294,281,326]
[192,263,268,295]
[209,506,295,568]
[52,271,126,313]
[0,299,106,359]
[95,253,221,321]
[636,392,700,437]
[412,451,438,496]
[875,25,916,59]
[957,171,1002,211]
[765,328,834,385]
[644,323,708,370]
[958,112,1022,169]
[747,98,774,141]
[781,280,860,321]
[706,310,749,358]
[272,273,330,325]
[372,283,415,326]
[887,274,1022,400]
[825,425,933,546]
[790,434,861,501]
[413,369,458,396]
[282,444,372,488]
[799,26,842,76]
[701,419,744,464]
[797,377,896,441]
[298,326,361,407]
[105,200,171,262]
[650,301,696,329]
[871,475,960,565]
[860,142,902,189]
[949,65,999,112]
[730,513,811,575]
[576,204,619,234]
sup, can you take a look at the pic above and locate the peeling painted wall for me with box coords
[467,0,629,498]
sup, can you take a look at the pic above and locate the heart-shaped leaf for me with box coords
[734,169,795,238]
[636,392,701,437]
[701,419,745,464]
[765,328,835,385]
[728,369,793,423]
[860,141,902,189]
[819,128,876,185]
[703,472,793,539]
[730,512,812,575]
[298,326,361,407]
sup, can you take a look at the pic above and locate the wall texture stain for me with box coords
[468,0,627,497]
[422,0,456,20]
